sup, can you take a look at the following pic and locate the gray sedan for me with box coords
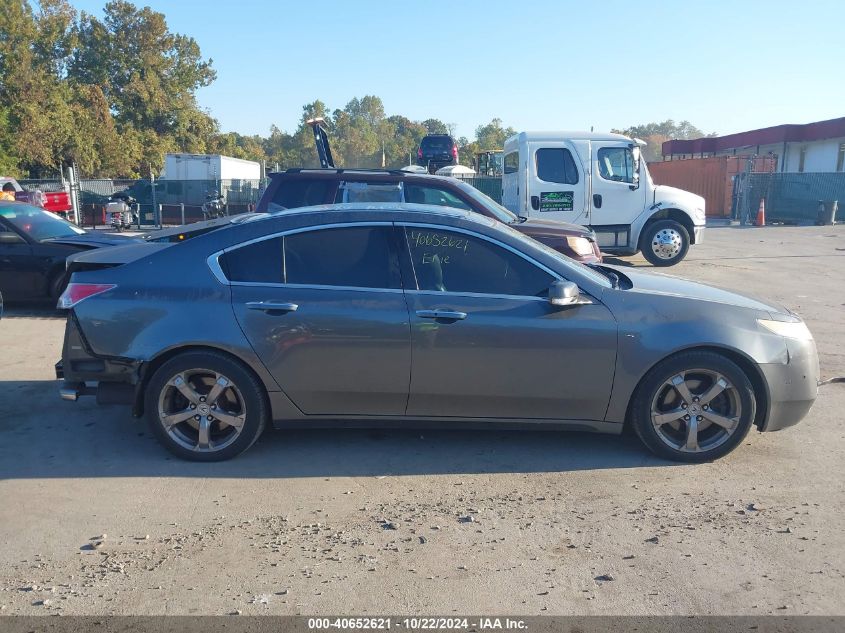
[56,204,819,462]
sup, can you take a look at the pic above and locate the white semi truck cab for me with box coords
[501,131,705,266]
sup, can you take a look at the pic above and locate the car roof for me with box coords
[263,202,494,226]
[506,130,632,143]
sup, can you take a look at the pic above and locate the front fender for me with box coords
[601,290,787,423]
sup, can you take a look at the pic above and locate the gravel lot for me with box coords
[1,224,843,616]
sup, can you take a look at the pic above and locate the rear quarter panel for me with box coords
[70,235,282,394]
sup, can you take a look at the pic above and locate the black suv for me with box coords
[417,134,458,173]
[254,169,602,263]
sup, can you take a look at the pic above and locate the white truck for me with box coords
[501,131,706,266]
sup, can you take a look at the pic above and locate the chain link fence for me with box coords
[742,172,844,224]
[17,176,506,227]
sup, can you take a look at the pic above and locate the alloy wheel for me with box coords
[649,368,742,453]
[157,369,247,453]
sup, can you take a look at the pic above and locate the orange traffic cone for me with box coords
[756,198,766,226]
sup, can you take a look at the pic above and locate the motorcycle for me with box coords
[105,192,138,232]
[202,192,226,220]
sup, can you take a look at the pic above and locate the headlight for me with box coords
[757,319,814,341]
[565,236,595,257]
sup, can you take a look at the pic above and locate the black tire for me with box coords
[630,351,756,463]
[145,351,268,461]
[640,219,690,267]
[48,270,68,302]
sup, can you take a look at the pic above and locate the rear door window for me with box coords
[403,185,473,210]
[222,226,401,289]
[535,148,579,184]
[284,226,400,289]
[336,182,402,203]
[421,137,454,151]
[269,179,334,211]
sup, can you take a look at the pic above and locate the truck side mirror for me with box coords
[630,146,642,191]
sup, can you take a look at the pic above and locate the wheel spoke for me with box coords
[196,416,211,450]
[699,377,729,406]
[160,408,195,429]
[703,410,738,431]
[670,374,694,404]
[213,410,245,430]
[171,374,201,405]
[652,408,686,427]
[684,416,699,451]
[206,375,230,407]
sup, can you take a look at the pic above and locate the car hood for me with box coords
[610,265,789,315]
[43,232,142,248]
[515,217,593,240]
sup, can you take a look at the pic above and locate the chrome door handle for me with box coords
[416,309,467,320]
[246,301,299,313]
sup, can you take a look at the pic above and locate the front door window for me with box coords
[597,147,635,184]
[404,226,553,297]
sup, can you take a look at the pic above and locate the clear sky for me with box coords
[69,0,845,140]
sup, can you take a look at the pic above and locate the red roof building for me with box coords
[662,117,845,173]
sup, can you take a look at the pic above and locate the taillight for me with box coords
[57,283,116,309]
[417,148,423,158]
[452,146,458,159]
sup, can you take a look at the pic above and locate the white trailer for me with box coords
[163,154,261,181]
[161,154,262,207]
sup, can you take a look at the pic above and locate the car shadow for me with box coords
[1,300,65,319]
[0,380,679,479]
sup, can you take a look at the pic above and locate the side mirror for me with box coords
[548,280,582,307]
[630,146,642,191]
[0,232,25,245]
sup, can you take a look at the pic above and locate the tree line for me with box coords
[0,1,710,179]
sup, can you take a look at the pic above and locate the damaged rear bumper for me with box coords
[57,312,140,405]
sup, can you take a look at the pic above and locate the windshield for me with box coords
[0,203,85,240]
[453,181,520,223]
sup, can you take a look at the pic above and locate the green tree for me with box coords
[69,0,216,172]
[422,118,449,135]
[613,120,714,162]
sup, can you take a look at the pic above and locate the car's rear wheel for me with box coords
[640,219,690,267]
[630,351,756,462]
[145,351,268,461]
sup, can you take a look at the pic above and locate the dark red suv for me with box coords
[255,169,602,263]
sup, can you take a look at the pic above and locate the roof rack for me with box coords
[280,168,434,177]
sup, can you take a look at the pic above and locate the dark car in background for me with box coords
[57,204,817,463]
[255,169,602,263]
[417,134,458,173]
[0,201,138,301]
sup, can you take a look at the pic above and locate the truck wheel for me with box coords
[640,220,690,267]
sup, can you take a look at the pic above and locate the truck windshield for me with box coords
[0,204,85,240]
[453,181,520,224]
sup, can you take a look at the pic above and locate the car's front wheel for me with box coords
[145,351,268,461]
[630,351,756,462]
[640,219,690,266]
